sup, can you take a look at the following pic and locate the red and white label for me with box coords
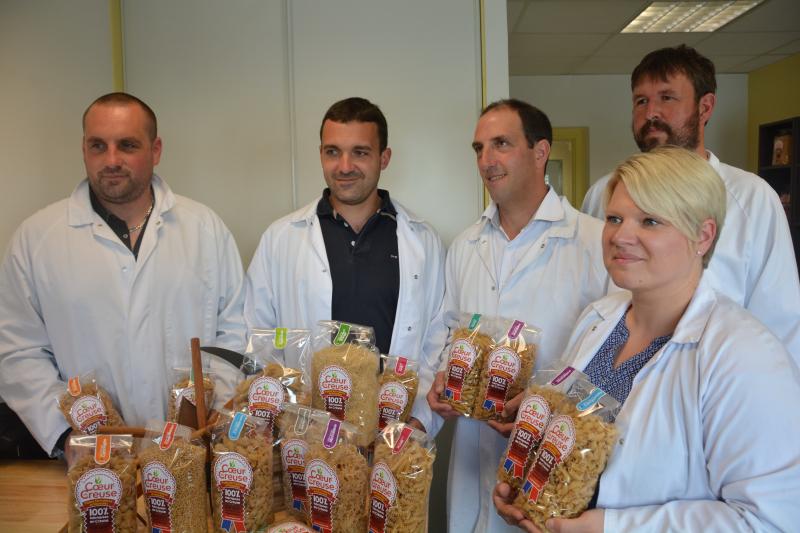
[142,461,177,531]
[213,452,253,532]
[68,376,82,397]
[247,376,284,431]
[481,347,522,414]
[501,394,551,480]
[318,366,352,421]
[377,381,409,430]
[159,422,178,451]
[281,439,309,513]
[368,462,398,533]
[522,415,576,503]
[75,467,123,533]
[305,459,340,533]
[394,357,408,375]
[443,340,478,401]
[69,396,108,434]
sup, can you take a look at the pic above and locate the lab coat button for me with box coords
[414,274,419,280]
[407,326,412,331]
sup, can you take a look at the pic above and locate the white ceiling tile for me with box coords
[771,38,800,54]
[704,55,759,71]
[570,55,644,74]
[509,55,586,76]
[728,54,791,72]
[594,33,707,56]
[507,0,527,32]
[516,0,649,33]
[696,31,800,55]
[721,0,800,32]
[509,33,611,57]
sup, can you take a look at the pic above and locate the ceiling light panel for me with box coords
[622,1,763,33]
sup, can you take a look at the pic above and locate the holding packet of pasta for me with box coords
[473,318,541,421]
[377,355,419,431]
[440,313,492,416]
[510,366,620,531]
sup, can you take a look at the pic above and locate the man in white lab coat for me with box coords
[424,99,610,532]
[244,97,445,433]
[581,45,800,362]
[0,93,246,457]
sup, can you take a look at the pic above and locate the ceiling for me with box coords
[508,0,800,75]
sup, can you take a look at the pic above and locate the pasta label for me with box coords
[281,439,309,512]
[482,347,522,413]
[159,422,178,450]
[368,462,398,533]
[69,395,108,435]
[75,467,123,533]
[274,327,288,349]
[68,376,82,396]
[318,365,352,420]
[522,415,576,503]
[377,381,409,430]
[213,452,253,532]
[444,339,478,401]
[503,395,551,479]
[392,426,414,454]
[306,459,340,533]
[550,366,575,386]
[247,376,284,430]
[142,461,177,531]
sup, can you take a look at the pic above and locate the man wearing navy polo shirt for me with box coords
[245,97,445,432]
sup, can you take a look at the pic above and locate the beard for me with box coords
[634,111,700,152]
[89,169,150,205]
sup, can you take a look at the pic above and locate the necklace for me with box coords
[127,202,154,233]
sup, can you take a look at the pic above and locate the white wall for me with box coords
[0,1,113,255]
[511,74,749,191]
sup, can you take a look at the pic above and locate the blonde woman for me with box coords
[495,146,800,532]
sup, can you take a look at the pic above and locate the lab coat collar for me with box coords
[67,174,176,227]
[466,188,578,242]
[288,193,426,226]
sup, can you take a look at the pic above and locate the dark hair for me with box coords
[631,45,716,102]
[320,97,388,151]
[83,92,158,141]
[481,98,552,147]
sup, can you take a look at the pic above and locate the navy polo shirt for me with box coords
[317,188,400,355]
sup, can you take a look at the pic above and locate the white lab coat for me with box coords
[244,196,446,432]
[434,191,610,533]
[562,278,800,532]
[0,176,246,453]
[581,151,800,362]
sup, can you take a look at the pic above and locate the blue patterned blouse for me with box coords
[583,309,672,406]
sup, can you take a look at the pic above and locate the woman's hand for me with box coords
[493,482,543,533]
[545,509,605,533]
[426,371,461,419]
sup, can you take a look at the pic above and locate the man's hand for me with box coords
[486,391,524,437]
[427,371,461,419]
[545,509,604,533]
[493,482,542,533]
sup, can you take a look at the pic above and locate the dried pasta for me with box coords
[67,435,137,533]
[233,362,309,432]
[167,373,216,423]
[441,326,493,416]
[57,373,124,434]
[377,356,419,431]
[369,422,436,533]
[138,424,208,533]
[211,412,274,532]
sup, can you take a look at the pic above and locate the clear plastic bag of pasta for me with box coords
[167,366,216,425]
[440,313,493,416]
[138,420,208,532]
[233,328,311,433]
[310,320,379,440]
[369,421,436,533]
[267,519,314,532]
[377,355,419,431]
[474,318,541,421]
[497,368,576,492]
[211,410,274,532]
[275,403,327,522]
[303,409,370,533]
[56,371,125,434]
[513,366,620,531]
[66,434,137,533]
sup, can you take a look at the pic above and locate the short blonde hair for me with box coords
[604,145,726,268]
